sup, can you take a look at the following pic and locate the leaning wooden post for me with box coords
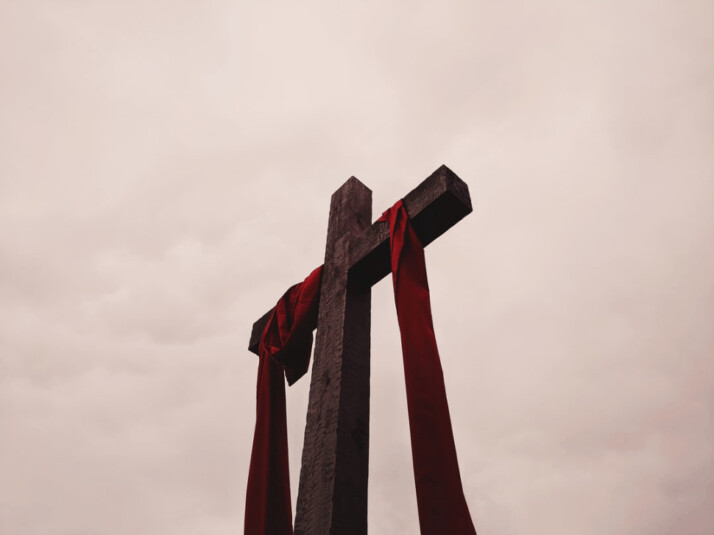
[294,178,373,535]
[247,165,473,534]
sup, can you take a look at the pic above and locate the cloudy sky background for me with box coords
[1,1,712,533]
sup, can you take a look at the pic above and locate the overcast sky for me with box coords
[1,1,712,534]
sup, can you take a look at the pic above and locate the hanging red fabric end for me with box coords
[244,266,322,535]
[379,200,477,535]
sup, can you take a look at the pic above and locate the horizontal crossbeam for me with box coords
[248,164,472,355]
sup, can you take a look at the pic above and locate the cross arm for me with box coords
[248,308,274,354]
[248,164,472,355]
[348,164,472,287]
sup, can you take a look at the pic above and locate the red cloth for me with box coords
[380,200,477,534]
[244,266,322,535]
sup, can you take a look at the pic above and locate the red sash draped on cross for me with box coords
[244,266,322,535]
[245,201,476,534]
[379,200,476,534]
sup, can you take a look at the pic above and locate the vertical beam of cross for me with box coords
[294,178,373,535]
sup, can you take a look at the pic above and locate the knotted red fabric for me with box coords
[379,200,477,535]
[244,266,322,535]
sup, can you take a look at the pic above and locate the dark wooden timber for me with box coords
[293,177,372,535]
[246,164,472,534]
[247,165,472,354]
[348,164,472,287]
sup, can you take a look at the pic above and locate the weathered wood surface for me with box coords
[293,178,372,534]
[247,164,472,354]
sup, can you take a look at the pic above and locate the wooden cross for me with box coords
[248,165,473,535]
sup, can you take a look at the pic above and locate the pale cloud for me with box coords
[1,0,712,534]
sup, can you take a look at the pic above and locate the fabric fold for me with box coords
[244,266,322,535]
[379,200,477,535]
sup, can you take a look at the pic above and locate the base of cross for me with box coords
[247,165,475,535]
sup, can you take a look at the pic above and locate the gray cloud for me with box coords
[1,0,712,534]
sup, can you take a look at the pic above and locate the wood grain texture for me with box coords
[293,178,372,535]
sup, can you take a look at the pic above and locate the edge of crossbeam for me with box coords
[248,308,273,354]
[248,164,472,355]
[348,164,472,286]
